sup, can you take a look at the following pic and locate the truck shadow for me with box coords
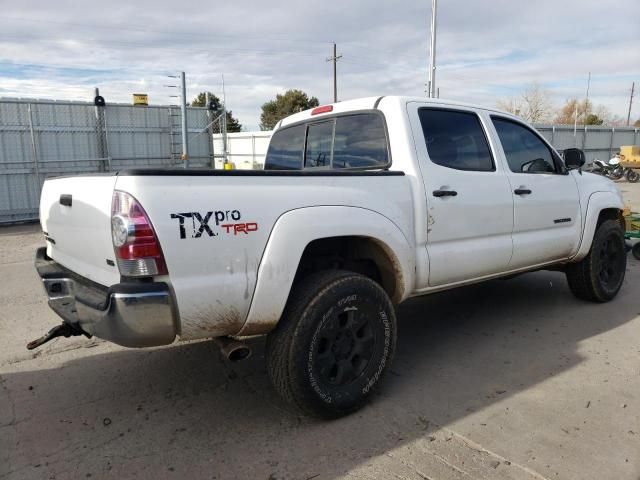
[2,266,638,479]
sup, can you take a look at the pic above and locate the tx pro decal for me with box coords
[170,210,258,239]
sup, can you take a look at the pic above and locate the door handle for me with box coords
[514,188,532,195]
[433,189,458,197]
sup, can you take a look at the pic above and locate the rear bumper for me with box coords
[35,247,177,347]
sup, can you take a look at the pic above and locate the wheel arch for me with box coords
[572,191,625,262]
[236,206,414,336]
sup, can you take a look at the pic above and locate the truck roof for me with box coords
[277,95,519,128]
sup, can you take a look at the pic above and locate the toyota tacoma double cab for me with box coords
[32,96,627,418]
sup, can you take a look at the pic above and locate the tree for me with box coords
[634,119,640,127]
[584,113,604,125]
[496,82,553,123]
[554,98,611,126]
[260,89,319,130]
[190,91,242,133]
[554,98,587,124]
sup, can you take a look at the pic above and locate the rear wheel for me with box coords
[566,219,627,302]
[626,169,640,183]
[266,270,396,419]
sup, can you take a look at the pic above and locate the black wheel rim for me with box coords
[598,233,625,289]
[315,306,376,387]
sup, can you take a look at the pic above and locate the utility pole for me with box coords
[627,82,635,126]
[326,43,342,103]
[427,0,438,98]
[221,74,228,166]
[179,71,189,167]
[573,102,579,145]
[205,92,216,168]
[584,72,591,122]
[93,87,108,170]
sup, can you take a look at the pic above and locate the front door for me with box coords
[488,116,581,269]
[409,105,514,286]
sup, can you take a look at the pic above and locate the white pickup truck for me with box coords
[33,96,627,418]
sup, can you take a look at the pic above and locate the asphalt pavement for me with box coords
[1,183,639,480]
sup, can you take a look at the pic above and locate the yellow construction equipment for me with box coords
[619,145,640,167]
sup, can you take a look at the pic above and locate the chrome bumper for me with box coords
[35,247,177,348]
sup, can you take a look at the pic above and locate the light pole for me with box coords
[428,0,438,98]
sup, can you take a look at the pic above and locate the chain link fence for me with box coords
[0,97,638,224]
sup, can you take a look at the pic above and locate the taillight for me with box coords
[111,191,168,277]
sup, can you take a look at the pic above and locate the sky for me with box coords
[1,0,639,130]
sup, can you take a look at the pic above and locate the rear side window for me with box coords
[491,117,557,174]
[264,125,305,170]
[418,108,494,172]
[332,114,389,169]
[264,112,389,170]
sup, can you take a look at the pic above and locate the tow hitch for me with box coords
[26,323,90,350]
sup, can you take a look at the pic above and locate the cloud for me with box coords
[1,0,638,129]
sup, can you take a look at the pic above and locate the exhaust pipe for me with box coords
[213,336,251,362]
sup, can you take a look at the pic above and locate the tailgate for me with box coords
[39,175,120,287]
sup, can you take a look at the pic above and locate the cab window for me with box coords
[332,114,389,169]
[264,125,305,170]
[418,108,494,172]
[264,113,389,170]
[492,117,558,174]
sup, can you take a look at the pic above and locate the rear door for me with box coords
[488,116,581,268]
[408,104,514,286]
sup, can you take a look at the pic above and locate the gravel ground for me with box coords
[1,182,639,480]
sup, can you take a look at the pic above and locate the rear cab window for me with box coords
[264,112,390,170]
[263,124,305,170]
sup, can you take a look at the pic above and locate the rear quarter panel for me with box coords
[115,173,414,340]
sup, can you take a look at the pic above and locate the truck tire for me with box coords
[566,219,626,302]
[632,242,640,261]
[266,270,396,419]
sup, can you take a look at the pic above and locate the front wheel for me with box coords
[266,270,396,419]
[566,219,627,302]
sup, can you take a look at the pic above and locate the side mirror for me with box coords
[563,148,585,170]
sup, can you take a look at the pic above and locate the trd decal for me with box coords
[221,223,259,235]
[170,210,257,239]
